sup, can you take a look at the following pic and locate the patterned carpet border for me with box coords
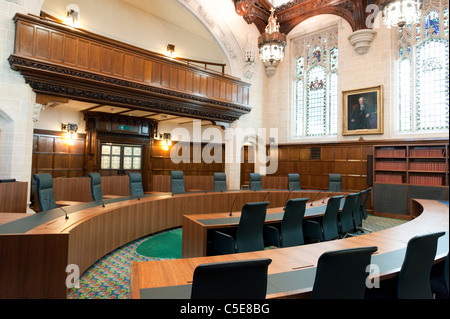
[67,215,407,299]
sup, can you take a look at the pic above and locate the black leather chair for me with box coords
[288,173,301,191]
[264,198,308,247]
[431,252,449,299]
[128,172,144,196]
[311,246,378,299]
[213,172,227,192]
[328,173,342,192]
[338,192,359,238]
[33,173,58,212]
[352,191,364,234]
[211,202,269,254]
[356,188,373,233]
[88,172,104,201]
[170,170,186,194]
[191,258,272,299]
[249,173,262,191]
[366,231,445,299]
[303,195,343,242]
[360,187,372,220]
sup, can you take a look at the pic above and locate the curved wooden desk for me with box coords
[0,189,338,299]
[131,199,449,299]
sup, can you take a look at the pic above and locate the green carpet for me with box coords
[136,228,182,259]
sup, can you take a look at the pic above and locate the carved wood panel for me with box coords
[9,14,251,123]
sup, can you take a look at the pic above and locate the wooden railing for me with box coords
[9,13,251,123]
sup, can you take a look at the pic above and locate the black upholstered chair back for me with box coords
[288,173,301,191]
[191,258,272,299]
[88,172,104,201]
[249,173,262,191]
[213,172,227,192]
[339,193,359,234]
[34,173,58,212]
[328,173,342,192]
[322,195,343,241]
[236,201,269,253]
[311,246,378,299]
[397,231,445,299]
[170,170,186,194]
[280,198,308,247]
[128,172,144,196]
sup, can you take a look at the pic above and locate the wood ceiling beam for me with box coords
[233,0,377,34]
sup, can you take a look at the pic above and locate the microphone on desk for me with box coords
[310,189,325,206]
[43,195,69,220]
[322,191,337,203]
[284,190,294,208]
[84,190,105,207]
[263,191,270,202]
[229,195,238,217]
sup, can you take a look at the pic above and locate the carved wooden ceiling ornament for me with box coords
[233,0,381,34]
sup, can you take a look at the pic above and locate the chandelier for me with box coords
[381,0,423,28]
[258,8,286,77]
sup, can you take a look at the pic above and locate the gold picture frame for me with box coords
[342,85,383,136]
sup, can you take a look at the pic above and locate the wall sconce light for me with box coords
[61,123,78,145]
[65,4,80,28]
[159,133,172,151]
[166,44,176,58]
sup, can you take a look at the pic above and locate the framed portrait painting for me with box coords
[342,85,383,136]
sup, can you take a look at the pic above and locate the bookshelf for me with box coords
[373,143,449,218]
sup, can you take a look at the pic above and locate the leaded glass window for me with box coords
[293,26,338,137]
[100,143,142,171]
[396,0,449,132]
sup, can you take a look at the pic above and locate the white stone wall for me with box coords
[0,0,42,184]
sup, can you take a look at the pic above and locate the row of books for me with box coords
[375,162,407,170]
[409,148,446,158]
[375,149,406,158]
[375,174,404,184]
[410,175,444,186]
[409,162,446,172]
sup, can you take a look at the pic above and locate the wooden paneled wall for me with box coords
[271,139,449,192]
[0,182,28,213]
[150,140,225,176]
[52,175,130,202]
[32,130,85,178]
[32,129,448,196]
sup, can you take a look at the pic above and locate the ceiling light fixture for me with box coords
[381,0,423,28]
[257,7,286,77]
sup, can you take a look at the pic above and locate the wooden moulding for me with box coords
[8,13,251,123]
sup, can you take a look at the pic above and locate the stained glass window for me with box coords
[416,39,449,130]
[425,10,440,35]
[295,79,304,137]
[444,8,449,35]
[312,46,321,64]
[329,48,338,70]
[397,0,449,133]
[293,26,338,137]
[328,72,338,134]
[398,58,412,131]
[306,66,326,136]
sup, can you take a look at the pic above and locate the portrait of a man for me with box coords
[349,96,377,130]
[343,86,383,136]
